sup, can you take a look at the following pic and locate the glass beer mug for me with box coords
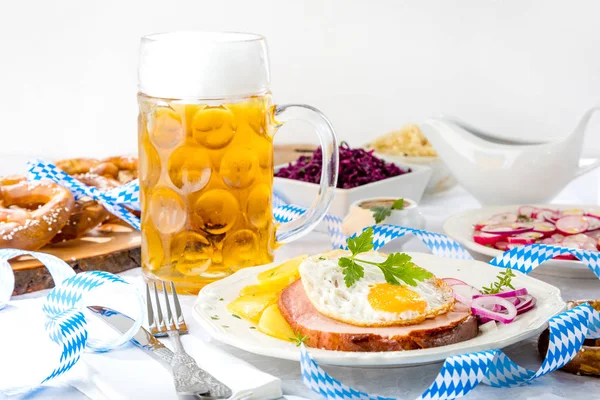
[137,32,338,294]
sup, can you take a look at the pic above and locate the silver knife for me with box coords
[87,305,233,399]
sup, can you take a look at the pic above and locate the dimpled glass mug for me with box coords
[137,32,338,294]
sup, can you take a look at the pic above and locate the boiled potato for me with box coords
[256,255,307,283]
[258,303,295,341]
[226,292,279,323]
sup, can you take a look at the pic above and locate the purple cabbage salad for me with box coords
[275,142,410,189]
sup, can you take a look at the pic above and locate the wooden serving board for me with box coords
[10,225,141,295]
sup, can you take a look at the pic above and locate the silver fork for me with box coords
[147,281,233,399]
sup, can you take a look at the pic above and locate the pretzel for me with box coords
[0,181,74,250]
[49,173,121,243]
[55,158,100,175]
[538,299,600,376]
[90,156,138,184]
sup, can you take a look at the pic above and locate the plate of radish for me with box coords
[443,204,600,278]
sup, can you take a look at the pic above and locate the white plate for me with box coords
[273,160,432,218]
[443,204,600,279]
[193,252,565,368]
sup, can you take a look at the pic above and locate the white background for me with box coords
[1,0,599,160]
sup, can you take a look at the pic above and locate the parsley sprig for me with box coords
[289,331,309,346]
[481,269,516,294]
[338,228,432,287]
[370,198,405,224]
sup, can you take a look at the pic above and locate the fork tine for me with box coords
[153,281,167,334]
[146,283,158,336]
[170,281,188,333]
[162,281,176,331]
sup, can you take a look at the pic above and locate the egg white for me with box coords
[299,250,455,327]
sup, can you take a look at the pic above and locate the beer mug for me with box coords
[137,32,338,293]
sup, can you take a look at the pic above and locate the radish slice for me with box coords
[568,233,597,250]
[471,296,518,324]
[508,232,543,245]
[474,288,528,299]
[556,215,589,235]
[489,212,518,224]
[481,222,534,235]
[535,209,560,223]
[533,222,556,236]
[495,241,509,251]
[451,284,481,306]
[518,206,537,218]
[551,233,565,242]
[441,278,469,287]
[584,216,600,231]
[561,236,583,250]
[553,254,578,260]
[562,208,585,216]
[473,232,502,246]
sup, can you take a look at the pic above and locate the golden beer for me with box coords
[139,94,276,293]
[137,32,338,294]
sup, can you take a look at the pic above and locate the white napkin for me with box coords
[0,291,281,399]
[70,326,282,400]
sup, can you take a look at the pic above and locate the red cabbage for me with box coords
[275,142,410,189]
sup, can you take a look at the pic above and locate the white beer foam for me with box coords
[138,31,270,99]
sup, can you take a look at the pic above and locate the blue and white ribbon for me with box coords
[27,160,141,230]
[0,250,143,395]
[15,160,600,398]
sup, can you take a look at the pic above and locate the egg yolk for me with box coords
[367,283,427,314]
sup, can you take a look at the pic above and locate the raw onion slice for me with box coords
[473,232,502,246]
[451,284,481,306]
[556,215,589,235]
[473,288,528,299]
[471,296,518,324]
[516,296,536,314]
[481,222,534,235]
[441,278,469,287]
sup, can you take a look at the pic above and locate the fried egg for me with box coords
[299,250,455,327]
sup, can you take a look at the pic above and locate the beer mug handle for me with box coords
[273,104,339,244]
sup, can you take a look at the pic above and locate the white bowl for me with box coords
[342,197,425,237]
[372,153,456,194]
[274,162,432,218]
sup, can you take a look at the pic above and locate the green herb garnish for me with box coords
[481,269,516,294]
[338,228,432,288]
[222,325,230,328]
[219,298,224,301]
[289,331,309,347]
[517,214,533,222]
[370,198,405,223]
[232,314,241,319]
[250,326,256,330]
[210,315,220,320]
[318,256,326,260]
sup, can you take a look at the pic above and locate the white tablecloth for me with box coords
[4,168,600,400]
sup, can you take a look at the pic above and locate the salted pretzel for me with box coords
[0,175,26,186]
[54,158,100,176]
[0,181,75,250]
[90,156,138,184]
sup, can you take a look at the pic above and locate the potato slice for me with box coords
[258,303,295,341]
[256,254,307,284]
[226,292,279,323]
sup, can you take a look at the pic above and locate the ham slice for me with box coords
[279,280,478,352]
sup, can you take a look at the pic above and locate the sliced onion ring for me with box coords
[471,296,518,324]
[441,278,469,287]
[473,288,528,299]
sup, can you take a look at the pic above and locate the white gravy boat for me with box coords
[419,107,600,205]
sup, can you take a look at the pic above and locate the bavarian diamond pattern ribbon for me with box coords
[27,160,141,230]
[0,250,143,395]
[17,161,600,398]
